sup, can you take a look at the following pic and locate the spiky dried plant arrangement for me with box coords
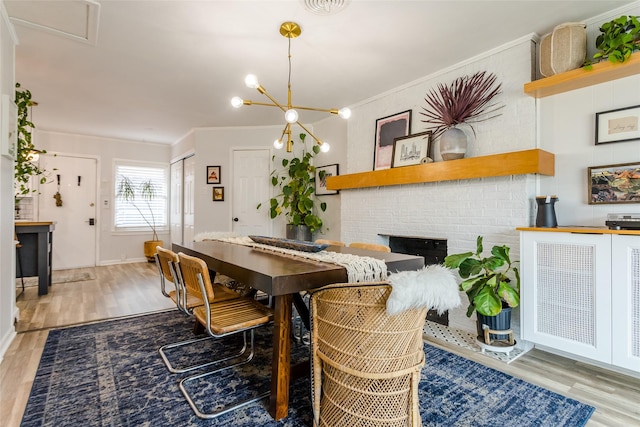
[420,71,504,140]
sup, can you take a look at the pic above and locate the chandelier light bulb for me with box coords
[284,109,299,123]
[231,96,244,108]
[273,139,284,150]
[244,74,259,89]
[338,107,351,119]
[320,142,330,153]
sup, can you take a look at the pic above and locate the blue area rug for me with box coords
[21,310,594,426]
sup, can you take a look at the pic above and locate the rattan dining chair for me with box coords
[177,251,274,419]
[156,246,241,374]
[310,282,426,427]
[348,241,391,252]
[314,238,346,247]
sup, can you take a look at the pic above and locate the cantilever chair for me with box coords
[348,241,391,252]
[310,282,426,427]
[156,246,241,373]
[177,252,274,419]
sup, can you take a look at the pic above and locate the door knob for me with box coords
[233,217,239,222]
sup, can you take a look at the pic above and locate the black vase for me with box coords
[286,224,312,242]
[476,307,512,342]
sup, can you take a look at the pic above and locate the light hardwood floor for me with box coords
[1,262,639,426]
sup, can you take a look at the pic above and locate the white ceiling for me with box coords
[4,0,636,145]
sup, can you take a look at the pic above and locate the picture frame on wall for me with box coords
[212,186,224,201]
[588,162,640,204]
[207,165,221,184]
[595,105,640,145]
[391,131,432,168]
[315,163,339,195]
[373,110,412,171]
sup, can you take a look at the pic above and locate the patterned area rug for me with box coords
[21,311,595,426]
[18,268,96,288]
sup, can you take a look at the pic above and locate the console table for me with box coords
[15,221,55,296]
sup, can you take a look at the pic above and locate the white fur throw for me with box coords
[386,264,461,316]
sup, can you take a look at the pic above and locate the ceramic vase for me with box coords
[440,127,467,160]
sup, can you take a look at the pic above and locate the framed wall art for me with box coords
[595,105,640,145]
[391,131,432,168]
[315,163,339,195]
[588,162,640,204]
[207,165,221,184]
[373,110,412,171]
[212,186,224,201]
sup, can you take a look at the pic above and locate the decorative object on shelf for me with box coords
[373,110,411,170]
[595,104,640,145]
[391,131,432,167]
[212,186,224,201]
[206,165,221,184]
[535,195,558,228]
[14,83,48,199]
[420,71,503,161]
[539,22,587,77]
[116,175,163,261]
[439,127,468,160]
[258,133,327,239]
[315,163,339,196]
[231,22,350,153]
[444,236,520,344]
[588,162,640,204]
[589,15,640,65]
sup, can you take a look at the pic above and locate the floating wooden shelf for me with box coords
[524,52,640,98]
[326,149,554,191]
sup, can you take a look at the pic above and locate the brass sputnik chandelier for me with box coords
[231,22,351,153]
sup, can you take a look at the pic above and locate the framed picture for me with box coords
[391,131,432,168]
[315,163,339,195]
[588,162,640,204]
[373,110,412,171]
[207,165,221,184]
[212,186,224,201]
[595,105,640,145]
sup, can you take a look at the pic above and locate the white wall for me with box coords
[0,4,17,362]
[34,130,172,264]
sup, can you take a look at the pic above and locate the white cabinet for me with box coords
[520,230,640,373]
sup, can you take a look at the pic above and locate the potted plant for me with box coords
[589,15,640,65]
[260,133,326,241]
[116,175,163,261]
[444,235,520,342]
[14,83,47,201]
[420,71,503,161]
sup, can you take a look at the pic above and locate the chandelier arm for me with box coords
[257,86,288,113]
[242,101,340,115]
[295,121,323,146]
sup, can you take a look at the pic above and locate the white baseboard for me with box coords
[99,257,148,266]
[0,326,17,365]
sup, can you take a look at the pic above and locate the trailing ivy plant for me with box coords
[15,83,47,199]
[589,15,640,65]
[258,133,327,234]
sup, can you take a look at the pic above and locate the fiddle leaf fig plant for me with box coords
[259,133,327,234]
[591,15,640,64]
[444,236,520,317]
[15,83,47,199]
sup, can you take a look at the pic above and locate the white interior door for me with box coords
[170,160,184,245]
[182,155,195,243]
[232,148,271,236]
[38,153,97,270]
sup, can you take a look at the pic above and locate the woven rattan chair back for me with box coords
[314,238,346,247]
[311,282,426,427]
[348,242,391,252]
[155,246,184,308]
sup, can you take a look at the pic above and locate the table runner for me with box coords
[213,236,388,283]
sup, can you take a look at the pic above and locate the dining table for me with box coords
[172,239,425,420]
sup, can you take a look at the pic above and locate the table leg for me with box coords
[37,230,50,296]
[269,293,292,420]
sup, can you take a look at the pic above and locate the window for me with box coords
[114,161,168,234]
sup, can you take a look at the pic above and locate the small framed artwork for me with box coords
[373,110,412,171]
[391,131,432,168]
[207,165,221,184]
[588,162,640,204]
[212,186,224,201]
[315,163,339,196]
[595,105,640,145]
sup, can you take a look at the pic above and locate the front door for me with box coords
[232,148,271,236]
[38,153,97,269]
